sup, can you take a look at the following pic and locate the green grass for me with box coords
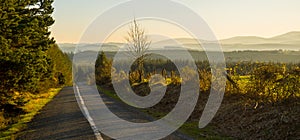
[143,109,231,140]
[0,88,62,140]
[141,109,230,139]
[179,122,232,140]
[141,109,167,119]
[97,86,121,102]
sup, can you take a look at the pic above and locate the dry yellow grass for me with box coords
[0,88,62,140]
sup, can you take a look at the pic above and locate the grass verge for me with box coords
[0,88,62,140]
[179,122,232,140]
[97,86,120,102]
[97,86,229,140]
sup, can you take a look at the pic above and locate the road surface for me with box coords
[18,86,192,140]
[17,87,96,140]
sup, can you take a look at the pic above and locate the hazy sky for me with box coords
[51,0,300,43]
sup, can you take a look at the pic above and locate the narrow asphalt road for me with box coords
[17,87,97,140]
[18,86,193,140]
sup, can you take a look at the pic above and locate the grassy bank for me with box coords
[97,83,299,139]
[0,88,62,140]
[97,86,228,140]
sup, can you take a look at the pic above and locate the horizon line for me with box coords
[55,30,300,44]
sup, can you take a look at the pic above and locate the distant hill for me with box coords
[270,31,300,44]
[58,43,121,53]
[153,31,300,51]
[220,36,267,45]
[58,31,300,52]
[221,31,300,44]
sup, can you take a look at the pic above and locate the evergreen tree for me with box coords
[0,0,56,109]
[46,44,72,87]
[95,51,112,85]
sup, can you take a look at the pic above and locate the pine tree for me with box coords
[95,51,112,85]
[0,0,56,109]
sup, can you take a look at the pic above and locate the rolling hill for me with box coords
[58,31,300,52]
[221,31,300,44]
[153,31,300,51]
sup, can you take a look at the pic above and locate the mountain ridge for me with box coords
[58,31,300,52]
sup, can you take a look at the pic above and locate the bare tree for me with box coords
[125,19,151,83]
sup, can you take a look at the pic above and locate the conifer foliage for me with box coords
[95,51,112,85]
[0,0,71,111]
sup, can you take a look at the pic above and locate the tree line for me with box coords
[0,0,72,114]
[94,51,300,104]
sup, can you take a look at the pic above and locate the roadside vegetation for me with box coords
[77,20,300,139]
[93,50,300,139]
[0,0,72,139]
[0,88,61,139]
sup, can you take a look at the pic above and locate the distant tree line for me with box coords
[94,51,300,104]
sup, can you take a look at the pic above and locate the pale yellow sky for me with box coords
[104,20,194,43]
[51,0,300,43]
